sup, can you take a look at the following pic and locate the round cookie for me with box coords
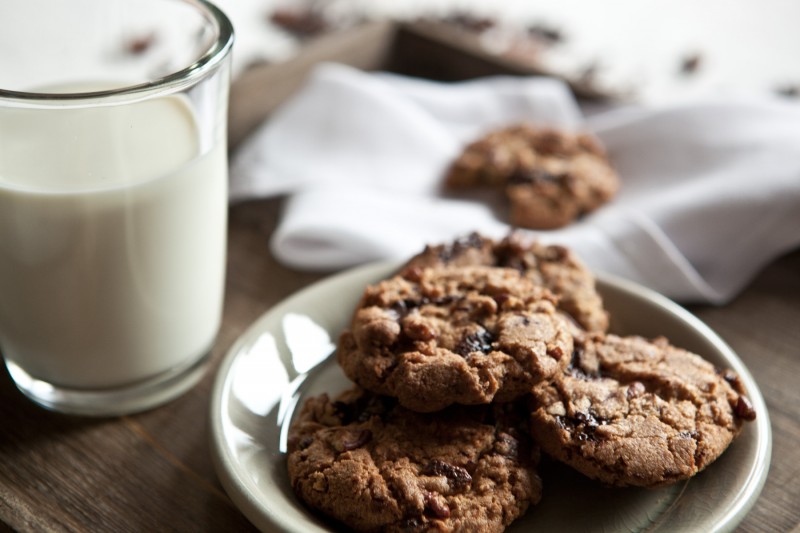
[528,333,756,487]
[402,232,609,333]
[444,124,619,229]
[337,265,573,412]
[287,387,542,533]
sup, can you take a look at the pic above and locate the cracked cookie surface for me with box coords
[529,334,756,487]
[338,265,572,412]
[444,124,620,229]
[402,233,608,333]
[287,387,541,532]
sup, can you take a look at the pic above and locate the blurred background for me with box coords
[218,0,800,104]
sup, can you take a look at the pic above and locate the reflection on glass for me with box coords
[282,313,335,374]
[231,332,289,416]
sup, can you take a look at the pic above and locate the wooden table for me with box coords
[1,197,798,532]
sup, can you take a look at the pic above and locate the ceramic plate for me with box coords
[209,261,771,533]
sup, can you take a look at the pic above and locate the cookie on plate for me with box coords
[402,232,608,333]
[287,387,542,533]
[529,333,756,487]
[338,265,572,412]
[444,124,619,229]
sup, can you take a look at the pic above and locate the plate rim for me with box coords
[209,261,772,533]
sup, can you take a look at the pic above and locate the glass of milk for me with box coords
[0,0,233,415]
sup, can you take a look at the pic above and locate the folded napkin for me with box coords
[231,63,800,305]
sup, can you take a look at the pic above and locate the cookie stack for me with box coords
[286,233,756,532]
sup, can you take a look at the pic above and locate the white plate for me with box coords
[210,261,771,533]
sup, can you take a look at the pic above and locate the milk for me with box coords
[0,93,227,389]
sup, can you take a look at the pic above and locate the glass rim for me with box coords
[0,0,234,105]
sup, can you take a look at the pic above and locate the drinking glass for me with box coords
[0,0,234,415]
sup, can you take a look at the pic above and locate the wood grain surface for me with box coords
[2,21,798,532]
[1,197,798,532]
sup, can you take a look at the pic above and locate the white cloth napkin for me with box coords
[230,63,800,304]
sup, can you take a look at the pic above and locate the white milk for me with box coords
[0,93,227,388]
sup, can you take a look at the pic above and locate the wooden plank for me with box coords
[228,21,396,149]
[690,251,800,533]
[227,20,613,151]
[0,369,258,532]
[1,197,799,530]
[387,21,610,101]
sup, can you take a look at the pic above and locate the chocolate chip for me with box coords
[455,328,494,356]
[269,8,327,38]
[495,432,521,460]
[359,395,395,422]
[433,295,458,306]
[575,411,600,430]
[400,518,423,531]
[437,232,485,262]
[333,395,395,425]
[342,430,372,451]
[332,400,356,424]
[548,344,565,360]
[298,436,314,450]
[423,492,451,519]
[569,348,582,368]
[508,167,563,185]
[392,295,457,318]
[390,299,414,317]
[568,347,598,380]
[569,367,591,380]
[679,52,703,75]
[626,381,646,399]
[421,460,472,491]
[527,22,564,44]
[126,33,156,55]
[776,85,800,98]
[720,369,745,393]
[734,396,757,421]
[402,266,424,283]
[456,232,485,249]
[492,293,511,307]
[494,235,534,271]
[561,411,607,442]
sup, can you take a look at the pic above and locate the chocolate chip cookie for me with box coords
[402,232,609,333]
[445,124,619,229]
[287,387,541,533]
[337,265,573,412]
[529,333,756,487]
